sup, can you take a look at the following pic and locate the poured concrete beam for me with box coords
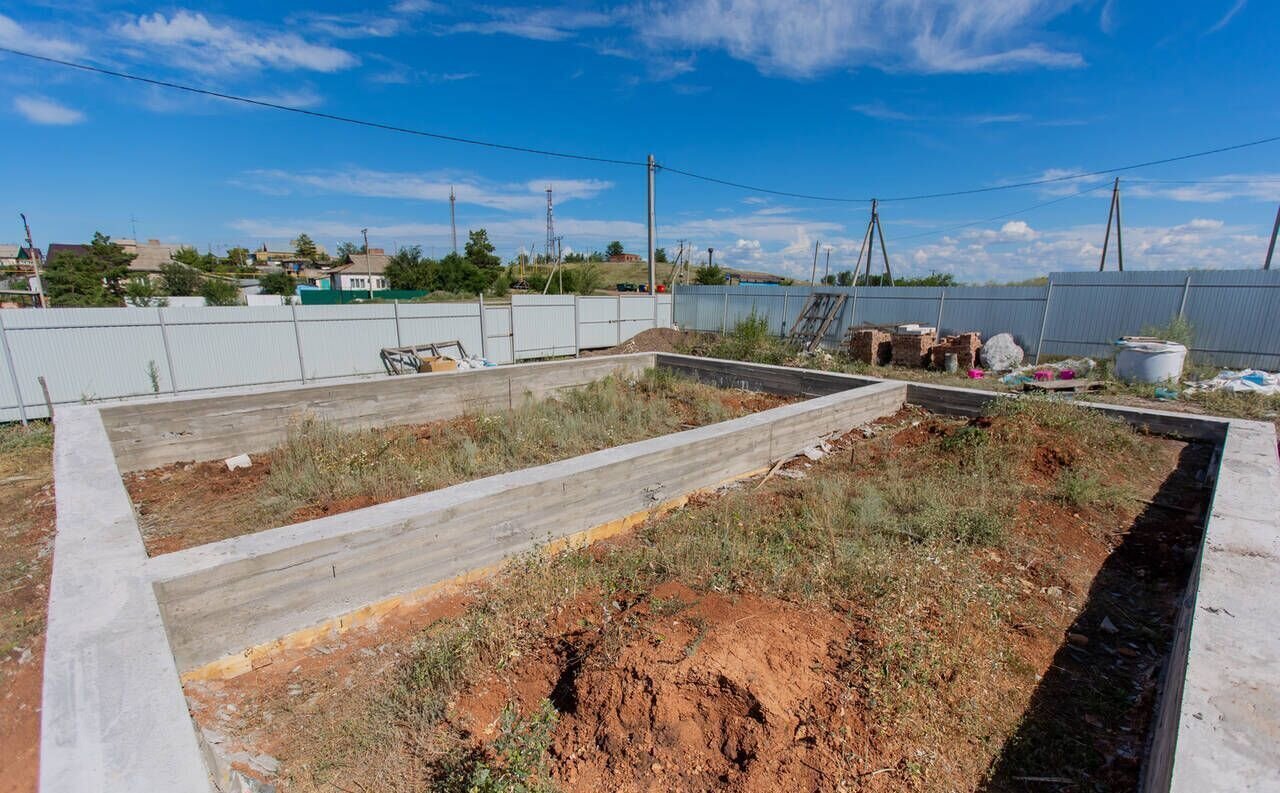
[149,379,908,671]
[41,406,212,793]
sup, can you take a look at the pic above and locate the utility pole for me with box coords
[545,185,555,266]
[854,200,894,286]
[19,213,45,308]
[809,240,820,286]
[449,186,457,255]
[1098,177,1125,271]
[1264,203,1280,270]
[361,227,372,299]
[647,154,656,294]
[822,246,832,284]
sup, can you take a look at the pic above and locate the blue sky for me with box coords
[2,0,1278,282]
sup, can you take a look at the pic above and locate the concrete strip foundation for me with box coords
[39,354,1280,793]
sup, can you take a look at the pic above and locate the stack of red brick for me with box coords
[891,329,937,367]
[848,328,892,365]
[930,332,983,369]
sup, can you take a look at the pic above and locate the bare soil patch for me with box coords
[0,424,56,793]
[187,400,1210,792]
[126,369,797,556]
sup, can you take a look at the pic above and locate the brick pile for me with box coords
[848,328,892,365]
[891,329,937,367]
[930,332,983,369]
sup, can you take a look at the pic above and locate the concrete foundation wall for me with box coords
[149,379,908,672]
[100,353,656,472]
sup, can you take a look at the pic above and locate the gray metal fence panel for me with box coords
[161,306,302,391]
[395,302,484,358]
[295,304,400,381]
[618,296,658,341]
[1040,272,1188,361]
[1181,270,1280,370]
[512,294,577,359]
[482,305,514,364]
[938,287,1048,350]
[578,297,619,349]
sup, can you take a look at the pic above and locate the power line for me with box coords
[5,46,1279,206]
[0,47,647,168]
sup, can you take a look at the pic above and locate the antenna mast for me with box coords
[449,186,458,254]
[545,185,555,266]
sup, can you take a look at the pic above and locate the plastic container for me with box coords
[967,369,984,379]
[1114,340,1187,383]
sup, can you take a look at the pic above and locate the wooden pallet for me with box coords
[789,292,847,351]
[1022,379,1104,393]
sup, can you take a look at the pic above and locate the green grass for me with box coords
[0,421,52,454]
[261,368,746,521]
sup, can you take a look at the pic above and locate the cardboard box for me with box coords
[416,355,458,373]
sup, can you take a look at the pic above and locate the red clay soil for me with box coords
[0,441,56,793]
[582,327,703,356]
[184,408,1211,793]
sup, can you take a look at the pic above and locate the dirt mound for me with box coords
[457,582,871,792]
[584,327,698,356]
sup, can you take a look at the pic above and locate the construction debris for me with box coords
[224,454,252,471]
[980,333,1025,371]
[1186,369,1280,396]
[891,324,937,368]
[930,332,983,370]
[847,327,892,365]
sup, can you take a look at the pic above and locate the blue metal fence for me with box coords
[673,270,1280,370]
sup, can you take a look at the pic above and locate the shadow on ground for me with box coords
[981,442,1214,793]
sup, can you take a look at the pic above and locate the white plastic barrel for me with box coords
[1114,340,1187,383]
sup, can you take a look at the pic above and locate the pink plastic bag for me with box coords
[967,369,984,379]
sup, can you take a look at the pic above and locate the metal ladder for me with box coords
[788,292,847,351]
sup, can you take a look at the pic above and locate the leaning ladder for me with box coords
[788,292,847,351]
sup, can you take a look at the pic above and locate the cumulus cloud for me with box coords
[640,0,1085,77]
[0,14,83,59]
[115,10,357,74]
[13,96,85,125]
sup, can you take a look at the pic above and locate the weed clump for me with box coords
[706,311,795,365]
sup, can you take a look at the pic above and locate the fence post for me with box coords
[721,291,729,334]
[477,295,488,360]
[781,292,790,337]
[573,296,581,356]
[156,306,178,394]
[1178,274,1192,318]
[615,296,622,346]
[393,299,403,347]
[0,312,28,425]
[290,301,307,383]
[935,288,946,333]
[1034,280,1054,364]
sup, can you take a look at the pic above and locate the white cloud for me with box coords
[1206,0,1247,33]
[0,14,83,59]
[115,10,357,74]
[640,0,1085,77]
[240,168,613,211]
[1032,169,1280,202]
[13,95,85,125]
[448,8,618,42]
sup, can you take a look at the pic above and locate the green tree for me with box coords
[605,241,625,258]
[257,269,297,296]
[588,250,605,262]
[693,264,725,285]
[124,276,167,307]
[464,229,501,271]
[384,245,436,291]
[436,252,487,293]
[171,245,218,272]
[224,246,250,269]
[836,270,854,286]
[568,263,603,295]
[654,247,668,263]
[335,240,366,259]
[292,234,321,263]
[200,277,241,306]
[821,274,837,285]
[159,262,203,296]
[43,232,135,306]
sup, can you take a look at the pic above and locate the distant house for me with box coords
[250,243,329,271]
[329,249,389,291]
[607,252,643,263]
[120,239,190,273]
